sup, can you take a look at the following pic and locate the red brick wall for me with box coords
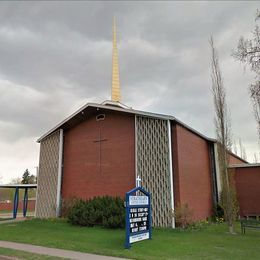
[231,166,260,216]
[62,111,135,200]
[228,153,247,165]
[172,124,213,221]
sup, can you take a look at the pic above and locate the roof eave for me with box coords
[37,102,215,143]
[228,163,260,169]
[37,102,175,142]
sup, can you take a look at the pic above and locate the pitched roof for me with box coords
[37,101,215,143]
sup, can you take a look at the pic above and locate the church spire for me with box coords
[111,17,121,102]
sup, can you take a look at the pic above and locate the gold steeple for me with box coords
[111,17,121,102]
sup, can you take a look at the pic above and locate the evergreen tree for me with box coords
[21,169,30,184]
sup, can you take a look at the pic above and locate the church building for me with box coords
[35,20,250,227]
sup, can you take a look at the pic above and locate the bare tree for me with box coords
[242,147,247,161]
[232,137,247,160]
[238,138,247,161]
[238,138,243,158]
[232,138,238,155]
[210,36,238,234]
[9,177,22,184]
[253,152,259,163]
[233,10,260,141]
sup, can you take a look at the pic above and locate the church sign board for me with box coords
[125,184,152,249]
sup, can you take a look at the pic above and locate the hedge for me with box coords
[67,196,125,229]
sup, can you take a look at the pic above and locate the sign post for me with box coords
[125,176,152,249]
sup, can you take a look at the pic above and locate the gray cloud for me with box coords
[0,1,259,182]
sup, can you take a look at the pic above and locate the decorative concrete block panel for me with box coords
[36,131,60,218]
[136,116,172,227]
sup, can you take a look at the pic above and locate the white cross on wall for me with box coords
[136,175,142,187]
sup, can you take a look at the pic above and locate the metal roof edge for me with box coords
[37,102,215,143]
[37,102,91,142]
[228,150,248,164]
[37,102,175,142]
[173,118,216,142]
[228,163,260,169]
[101,100,132,109]
[212,142,248,163]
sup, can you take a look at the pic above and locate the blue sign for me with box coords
[125,185,152,249]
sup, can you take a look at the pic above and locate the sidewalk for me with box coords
[0,241,126,260]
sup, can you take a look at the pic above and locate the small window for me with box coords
[96,114,105,121]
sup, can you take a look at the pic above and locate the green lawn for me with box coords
[0,247,67,259]
[0,219,259,259]
[0,218,13,221]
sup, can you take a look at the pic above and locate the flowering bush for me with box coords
[216,217,224,223]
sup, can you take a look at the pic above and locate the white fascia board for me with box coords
[167,120,175,228]
[37,102,215,144]
[56,129,64,217]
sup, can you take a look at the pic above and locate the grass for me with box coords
[0,218,13,221]
[0,219,259,259]
[0,247,67,259]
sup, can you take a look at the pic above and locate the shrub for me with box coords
[219,186,239,223]
[67,196,125,229]
[172,203,194,229]
[61,197,78,217]
[213,203,224,219]
[188,219,210,230]
[67,199,94,227]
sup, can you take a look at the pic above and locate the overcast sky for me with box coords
[0,1,259,183]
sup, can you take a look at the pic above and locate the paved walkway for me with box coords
[0,241,126,260]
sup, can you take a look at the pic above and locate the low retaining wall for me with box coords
[0,200,36,211]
